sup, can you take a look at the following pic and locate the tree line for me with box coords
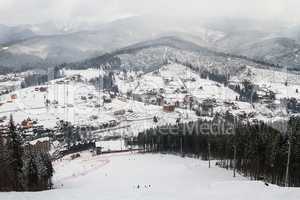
[20,66,61,89]
[136,116,300,187]
[0,115,53,191]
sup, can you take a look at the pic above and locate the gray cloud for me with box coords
[0,0,299,26]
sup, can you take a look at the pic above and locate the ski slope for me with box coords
[1,152,299,200]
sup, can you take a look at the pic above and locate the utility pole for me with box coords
[151,138,154,152]
[121,132,123,151]
[233,145,237,178]
[144,133,147,153]
[208,142,211,168]
[180,136,183,155]
[285,133,292,187]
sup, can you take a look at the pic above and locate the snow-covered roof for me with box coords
[29,137,50,145]
[95,140,125,151]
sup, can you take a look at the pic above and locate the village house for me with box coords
[103,95,112,103]
[21,118,34,129]
[163,104,176,112]
[10,94,17,100]
[95,139,126,155]
[114,109,126,116]
[39,87,48,92]
[195,99,215,117]
[24,137,51,154]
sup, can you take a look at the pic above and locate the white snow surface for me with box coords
[0,76,198,134]
[0,152,299,200]
[62,68,105,81]
[231,66,300,99]
[0,64,295,131]
[29,137,50,145]
[116,63,239,101]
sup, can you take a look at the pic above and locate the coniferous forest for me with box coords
[0,116,53,191]
[136,116,300,187]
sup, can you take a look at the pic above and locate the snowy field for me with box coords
[1,152,300,200]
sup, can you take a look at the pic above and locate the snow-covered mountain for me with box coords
[23,22,80,36]
[0,16,227,71]
[0,24,35,44]
[232,37,300,70]
[1,17,300,72]
[0,17,179,70]
[69,36,276,76]
[205,19,300,70]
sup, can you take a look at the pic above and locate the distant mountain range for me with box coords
[67,36,281,80]
[0,16,300,72]
[0,24,35,44]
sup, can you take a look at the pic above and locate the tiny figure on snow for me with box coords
[264,182,269,186]
[153,116,158,123]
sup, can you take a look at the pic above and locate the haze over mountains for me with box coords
[1,16,300,72]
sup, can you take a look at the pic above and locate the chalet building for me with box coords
[195,99,215,117]
[183,95,194,105]
[39,87,48,92]
[95,139,126,155]
[132,93,143,102]
[163,104,176,112]
[10,94,17,100]
[81,96,87,101]
[282,98,300,113]
[257,88,275,101]
[67,74,82,82]
[21,118,34,129]
[146,89,157,95]
[114,109,126,116]
[159,88,165,94]
[103,95,112,103]
[24,137,50,154]
[34,87,48,92]
[200,104,214,116]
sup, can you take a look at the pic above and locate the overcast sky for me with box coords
[0,0,299,26]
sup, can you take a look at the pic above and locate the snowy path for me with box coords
[1,153,300,200]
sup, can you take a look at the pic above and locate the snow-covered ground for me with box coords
[62,68,104,81]
[0,75,197,134]
[231,66,300,99]
[1,152,299,200]
[116,63,239,102]
[0,64,296,131]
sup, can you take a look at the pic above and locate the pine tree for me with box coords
[8,115,24,191]
[39,153,53,189]
[25,154,39,191]
[0,132,10,190]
